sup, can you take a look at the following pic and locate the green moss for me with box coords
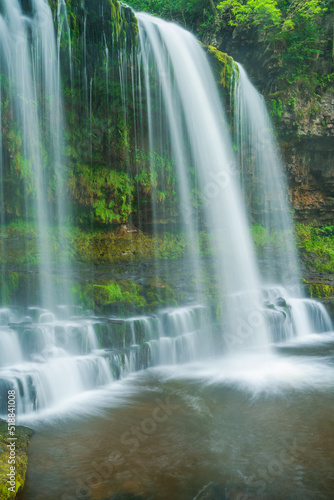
[205,45,237,89]
[69,277,178,315]
[59,0,138,50]
[297,223,334,273]
[68,165,134,224]
[304,282,334,299]
[142,280,177,308]
[269,98,284,120]
[0,420,33,500]
[94,281,146,307]
[72,229,188,264]
[0,272,19,306]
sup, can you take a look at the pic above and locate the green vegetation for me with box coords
[0,420,33,499]
[123,0,220,39]
[126,0,333,96]
[218,0,333,90]
[94,282,147,307]
[0,221,221,269]
[204,45,237,90]
[218,0,282,30]
[296,223,334,273]
[73,278,178,314]
[250,223,291,249]
[73,228,189,263]
[2,220,334,307]
[306,282,334,298]
[5,218,334,273]
[0,0,333,312]
[250,222,334,275]
[270,98,284,119]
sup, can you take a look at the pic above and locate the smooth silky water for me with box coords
[17,350,334,499]
[0,2,333,499]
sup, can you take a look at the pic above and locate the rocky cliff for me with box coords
[216,24,334,224]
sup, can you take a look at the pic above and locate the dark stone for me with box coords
[0,379,15,414]
[274,297,287,308]
[19,0,34,17]
[263,300,275,309]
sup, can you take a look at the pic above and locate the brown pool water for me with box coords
[18,341,334,500]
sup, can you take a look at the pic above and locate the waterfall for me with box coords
[137,13,269,350]
[0,0,71,308]
[0,75,4,305]
[234,64,300,286]
[0,2,332,420]
[233,64,333,338]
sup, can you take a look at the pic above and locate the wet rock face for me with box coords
[215,27,334,224]
[284,92,334,138]
[282,135,334,223]
[279,91,334,222]
[0,420,33,499]
[18,0,33,17]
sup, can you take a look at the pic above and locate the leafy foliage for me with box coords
[307,282,334,298]
[296,223,334,272]
[125,0,220,38]
[68,165,134,224]
[217,0,282,29]
[127,0,333,93]
[219,0,332,89]
[93,282,146,306]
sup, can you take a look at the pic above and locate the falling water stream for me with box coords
[0,3,333,499]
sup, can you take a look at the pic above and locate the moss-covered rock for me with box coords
[141,280,177,308]
[205,45,237,90]
[0,420,33,499]
[50,0,138,48]
[74,277,178,315]
[303,280,334,299]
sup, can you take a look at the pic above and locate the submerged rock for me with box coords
[274,297,288,308]
[0,419,33,499]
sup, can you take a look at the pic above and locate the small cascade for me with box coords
[163,306,207,336]
[262,286,333,342]
[0,304,211,418]
[295,298,332,334]
[0,299,331,418]
[0,328,23,367]
[146,305,212,365]
[148,331,204,366]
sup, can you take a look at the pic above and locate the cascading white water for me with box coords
[0,0,71,307]
[233,64,333,339]
[137,13,269,350]
[0,2,332,422]
[234,64,300,286]
[57,0,73,88]
[0,304,212,417]
[0,76,4,305]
